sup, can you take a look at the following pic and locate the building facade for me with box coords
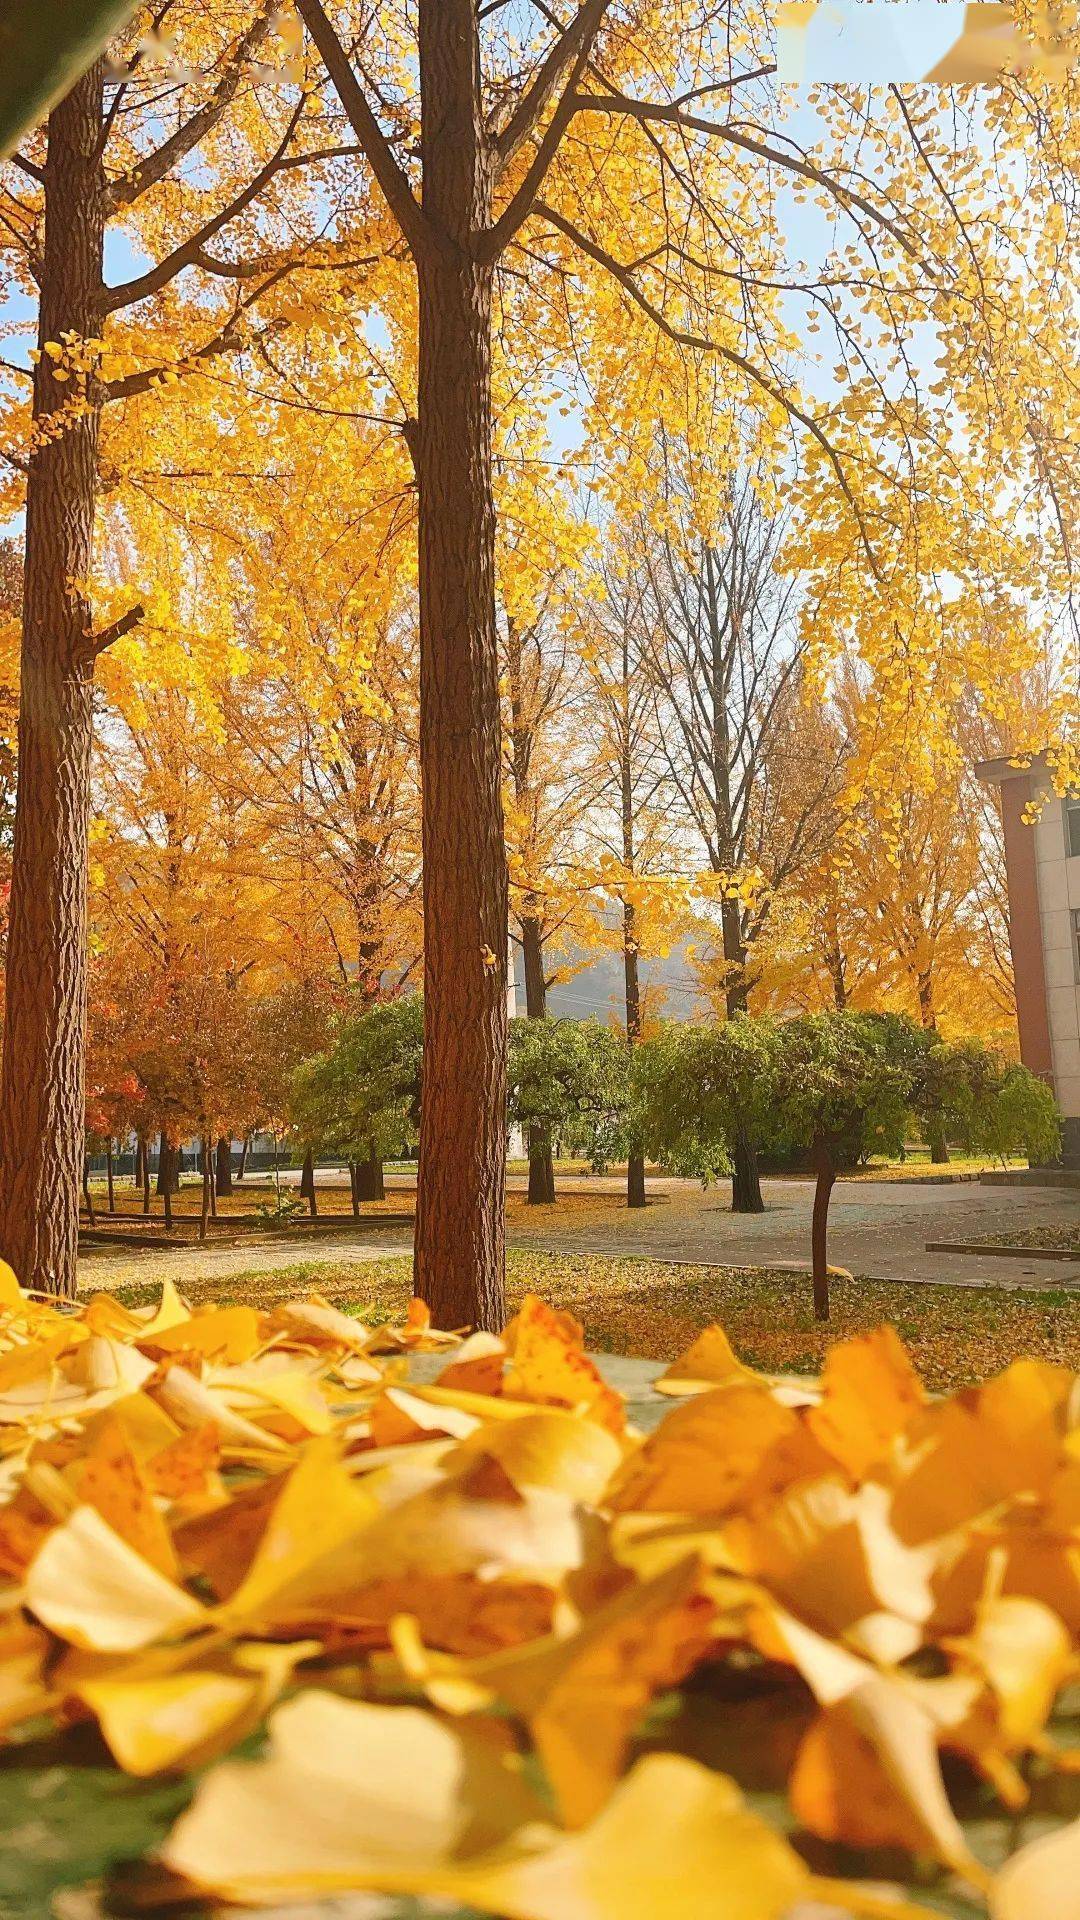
[978,756,1080,1167]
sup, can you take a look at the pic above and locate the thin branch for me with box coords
[482,21,602,259]
[100,99,306,312]
[533,201,883,576]
[571,89,928,268]
[107,7,277,208]
[295,0,430,259]
[492,0,611,175]
[9,151,44,184]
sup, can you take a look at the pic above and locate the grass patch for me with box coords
[842,1152,1027,1180]
[111,1248,1080,1395]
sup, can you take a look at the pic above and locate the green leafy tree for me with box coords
[769,1013,919,1321]
[291,997,424,1194]
[507,1017,629,1198]
[917,1038,1061,1169]
[636,1018,781,1186]
[638,1011,922,1321]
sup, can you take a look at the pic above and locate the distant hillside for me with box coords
[511,940,708,1026]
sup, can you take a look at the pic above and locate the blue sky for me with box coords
[779,2,970,82]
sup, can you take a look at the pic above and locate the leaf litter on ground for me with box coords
[0,1258,1079,1916]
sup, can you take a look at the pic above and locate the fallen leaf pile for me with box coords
[2,1260,1080,1917]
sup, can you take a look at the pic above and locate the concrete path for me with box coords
[509,1175,1080,1289]
[78,1171,1080,1293]
[77,1226,414,1292]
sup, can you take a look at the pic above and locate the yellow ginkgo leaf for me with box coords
[807,1326,926,1477]
[25,1504,206,1652]
[653,1323,758,1397]
[75,1639,318,1776]
[446,1408,623,1504]
[162,1689,548,1903]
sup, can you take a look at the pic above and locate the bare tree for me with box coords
[644,469,845,1208]
[504,602,588,1203]
[579,538,681,1208]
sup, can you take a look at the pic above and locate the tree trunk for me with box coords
[156,1131,179,1195]
[348,1161,361,1218]
[623,901,647,1209]
[300,1145,318,1218]
[521,916,556,1205]
[200,1134,211,1241]
[354,1144,385,1203]
[917,974,949,1162]
[134,1135,144,1189]
[0,65,106,1298]
[526,1124,557,1204]
[237,1134,250,1181]
[215,1136,233,1195]
[731,1124,764,1214]
[723,904,764,1214]
[140,1136,151,1215]
[162,1142,175,1232]
[105,1140,115,1214]
[82,1154,95,1226]
[810,1136,836,1322]
[413,1,506,1333]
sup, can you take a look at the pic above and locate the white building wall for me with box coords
[1033,778,1080,1125]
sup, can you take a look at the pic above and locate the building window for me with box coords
[1067,793,1080,859]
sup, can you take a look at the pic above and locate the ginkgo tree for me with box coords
[0,2,381,1295]
[289,0,1080,1329]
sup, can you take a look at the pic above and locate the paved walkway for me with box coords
[509,1174,1080,1289]
[78,1172,1080,1293]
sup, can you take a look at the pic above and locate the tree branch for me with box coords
[102,317,244,402]
[100,100,307,312]
[533,201,883,578]
[9,151,44,184]
[571,89,928,268]
[491,0,611,177]
[294,0,430,260]
[481,23,601,261]
[83,600,145,663]
[106,6,276,208]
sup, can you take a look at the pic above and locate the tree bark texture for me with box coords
[917,975,950,1163]
[354,1144,384,1203]
[521,916,555,1204]
[200,1134,212,1241]
[810,1136,836,1322]
[413,0,507,1333]
[215,1136,233,1195]
[623,899,646,1210]
[730,1124,764,1214]
[722,906,764,1215]
[0,65,105,1297]
[300,1145,318,1218]
[156,1132,180,1195]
